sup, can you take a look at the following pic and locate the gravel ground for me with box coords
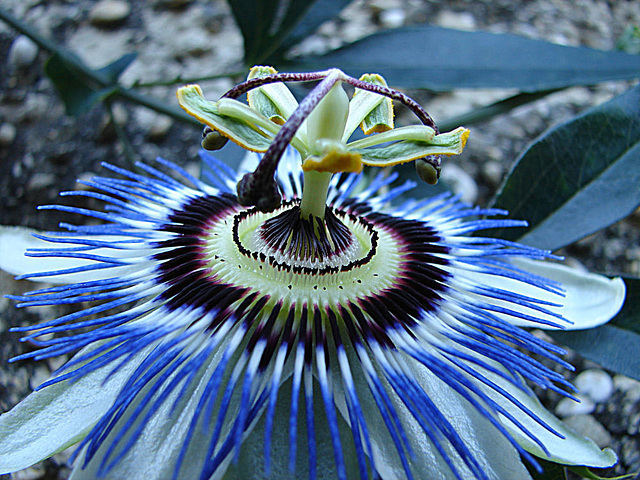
[1,1,639,479]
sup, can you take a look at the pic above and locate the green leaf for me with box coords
[549,277,640,381]
[569,465,636,480]
[45,54,114,116]
[98,52,137,84]
[273,0,352,60]
[489,84,640,251]
[287,26,640,91]
[45,53,136,116]
[228,0,315,65]
[525,457,567,480]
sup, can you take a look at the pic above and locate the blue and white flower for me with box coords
[0,68,625,480]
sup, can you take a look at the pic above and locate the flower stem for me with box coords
[300,171,332,220]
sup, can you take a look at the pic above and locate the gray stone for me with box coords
[26,172,56,191]
[379,8,406,28]
[440,163,479,204]
[563,414,612,448]
[89,0,131,26]
[0,123,17,146]
[8,35,39,69]
[555,394,596,417]
[575,369,614,403]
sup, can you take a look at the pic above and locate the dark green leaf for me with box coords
[609,277,640,334]
[44,54,116,116]
[550,324,640,381]
[98,52,137,84]
[287,26,640,91]
[490,84,640,251]
[228,0,314,65]
[272,0,351,61]
[525,457,567,480]
[549,278,640,380]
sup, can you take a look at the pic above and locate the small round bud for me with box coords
[237,172,282,212]
[415,157,441,185]
[201,127,229,151]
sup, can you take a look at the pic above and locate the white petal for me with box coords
[476,363,617,468]
[223,376,362,480]
[0,343,153,474]
[336,348,533,480]
[69,340,232,480]
[0,226,143,284]
[464,257,625,330]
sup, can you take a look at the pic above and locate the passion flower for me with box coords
[0,68,623,480]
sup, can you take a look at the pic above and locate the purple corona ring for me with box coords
[0,68,624,480]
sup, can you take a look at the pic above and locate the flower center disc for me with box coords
[202,200,400,303]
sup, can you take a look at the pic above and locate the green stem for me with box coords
[300,171,332,220]
[132,70,246,88]
[0,6,200,126]
[114,87,199,125]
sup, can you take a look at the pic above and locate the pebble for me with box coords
[481,161,503,186]
[575,369,614,403]
[8,35,39,69]
[29,365,51,390]
[614,375,640,402]
[435,10,477,31]
[148,115,173,141]
[440,163,479,204]
[0,123,17,146]
[555,394,596,417]
[379,8,406,28]
[89,0,131,26]
[134,108,173,141]
[26,172,56,191]
[562,415,612,448]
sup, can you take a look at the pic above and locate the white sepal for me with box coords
[0,343,153,475]
[464,257,625,330]
[0,226,143,284]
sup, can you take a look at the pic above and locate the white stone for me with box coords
[575,369,614,403]
[8,35,38,69]
[89,0,131,26]
[379,8,406,28]
[436,11,477,31]
[0,123,17,146]
[614,375,640,403]
[562,415,612,449]
[555,394,596,417]
[482,161,503,186]
[440,163,478,204]
[26,172,56,191]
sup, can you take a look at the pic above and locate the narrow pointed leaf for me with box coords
[228,0,315,65]
[490,84,640,250]
[98,52,137,84]
[272,0,352,60]
[287,26,640,90]
[45,54,115,116]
